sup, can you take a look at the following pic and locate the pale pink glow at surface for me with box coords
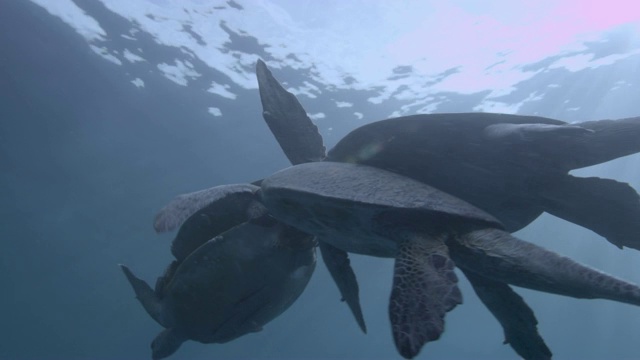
[384,1,640,101]
[562,0,640,30]
[388,1,640,73]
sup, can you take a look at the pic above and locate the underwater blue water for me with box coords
[1,1,640,359]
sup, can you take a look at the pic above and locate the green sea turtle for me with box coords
[121,184,316,359]
[327,114,640,251]
[256,59,640,251]
[253,59,640,359]
[258,160,640,359]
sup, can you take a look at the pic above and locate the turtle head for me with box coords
[151,328,186,360]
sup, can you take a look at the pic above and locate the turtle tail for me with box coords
[450,229,640,306]
[120,264,166,327]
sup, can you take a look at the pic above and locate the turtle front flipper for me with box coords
[318,241,367,333]
[256,59,326,164]
[120,264,165,327]
[390,234,462,359]
[540,175,640,250]
[462,269,551,360]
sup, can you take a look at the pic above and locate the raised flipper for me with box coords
[318,241,367,333]
[120,264,165,327]
[390,235,462,359]
[540,175,640,250]
[483,123,593,142]
[462,269,551,360]
[257,60,366,327]
[256,59,326,164]
[451,228,640,306]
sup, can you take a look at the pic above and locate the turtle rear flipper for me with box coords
[120,264,165,327]
[452,228,640,306]
[390,234,462,359]
[319,241,367,333]
[462,270,551,360]
[540,175,640,250]
[151,328,187,360]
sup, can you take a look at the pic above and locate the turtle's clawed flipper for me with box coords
[540,175,640,250]
[120,264,165,327]
[390,235,462,359]
[319,241,367,333]
[462,269,551,360]
[151,328,187,360]
[256,59,326,165]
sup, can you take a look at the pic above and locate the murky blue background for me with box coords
[1,1,639,359]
